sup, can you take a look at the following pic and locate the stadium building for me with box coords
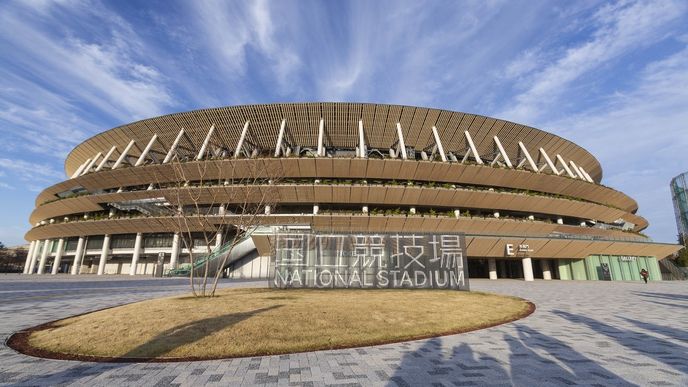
[22,103,680,281]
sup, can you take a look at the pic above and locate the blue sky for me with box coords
[0,0,687,246]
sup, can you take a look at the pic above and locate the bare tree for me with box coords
[157,155,282,297]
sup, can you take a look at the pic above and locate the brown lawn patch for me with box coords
[12,288,533,361]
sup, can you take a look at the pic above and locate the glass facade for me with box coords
[557,255,661,281]
[671,172,688,245]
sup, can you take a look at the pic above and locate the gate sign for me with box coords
[271,232,469,290]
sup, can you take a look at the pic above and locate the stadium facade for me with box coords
[22,103,680,282]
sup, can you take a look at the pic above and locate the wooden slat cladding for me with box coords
[24,214,680,260]
[38,158,637,212]
[65,103,603,180]
[30,183,647,232]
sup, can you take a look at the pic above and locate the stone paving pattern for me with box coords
[0,275,686,386]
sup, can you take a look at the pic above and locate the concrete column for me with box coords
[522,257,534,282]
[97,234,110,275]
[488,258,498,280]
[129,233,143,275]
[23,241,36,274]
[215,230,223,249]
[71,237,85,275]
[542,259,552,280]
[37,240,51,275]
[30,240,45,274]
[51,238,65,275]
[170,233,180,269]
[313,204,319,215]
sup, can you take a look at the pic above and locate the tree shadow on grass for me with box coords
[118,304,282,360]
[11,305,281,386]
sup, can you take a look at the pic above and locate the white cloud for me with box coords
[544,46,688,242]
[498,0,686,124]
[0,158,63,184]
[0,2,175,123]
[187,0,302,96]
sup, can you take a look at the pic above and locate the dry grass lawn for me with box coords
[28,288,531,360]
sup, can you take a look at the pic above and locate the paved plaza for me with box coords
[0,276,686,386]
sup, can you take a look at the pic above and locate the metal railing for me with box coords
[165,232,254,278]
[659,258,688,280]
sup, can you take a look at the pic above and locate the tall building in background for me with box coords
[671,172,688,246]
[22,103,681,282]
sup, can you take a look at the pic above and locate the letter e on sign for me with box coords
[505,244,514,256]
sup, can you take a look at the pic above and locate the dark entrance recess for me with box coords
[468,258,559,280]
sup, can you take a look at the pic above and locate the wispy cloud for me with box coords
[544,46,688,242]
[186,0,302,98]
[0,2,175,123]
[497,0,686,124]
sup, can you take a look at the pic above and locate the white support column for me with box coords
[463,131,483,164]
[517,141,539,172]
[129,233,142,275]
[71,237,85,275]
[522,257,534,282]
[196,124,216,160]
[135,134,158,167]
[317,118,325,157]
[97,234,110,275]
[556,154,576,178]
[431,126,447,162]
[488,258,498,280]
[493,136,513,168]
[578,166,595,183]
[170,233,180,269]
[163,128,185,163]
[112,140,136,169]
[71,159,91,178]
[313,204,319,215]
[29,240,42,274]
[274,119,287,157]
[215,230,223,249]
[51,238,65,275]
[541,259,552,280]
[538,148,560,175]
[396,123,408,160]
[358,119,366,158]
[23,241,36,274]
[37,239,50,275]
[234,121,250,158]
[81,153,101,176]
[95,146,117,172]
[568,160,581,178]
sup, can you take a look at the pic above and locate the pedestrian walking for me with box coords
[640,268,649,284]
